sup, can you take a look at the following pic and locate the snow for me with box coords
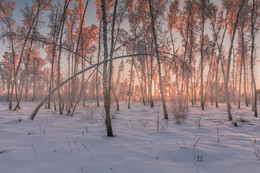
[0,101,260,173]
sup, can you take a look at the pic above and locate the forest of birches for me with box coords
[0,0,259,136]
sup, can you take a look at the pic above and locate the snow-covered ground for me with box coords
[0,101,259,173]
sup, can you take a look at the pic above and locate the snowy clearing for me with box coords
[0,102,260,173]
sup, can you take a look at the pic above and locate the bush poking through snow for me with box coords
[193,154,203,162]
[172,105,187,124]
[31,145,38,160]
[196,115,202,128]
[16,118,22,123]
[216,125,220,142]
[255,148,260,161]
[238,116,250,124]
[111,110,117,119]
[191,137,200,147]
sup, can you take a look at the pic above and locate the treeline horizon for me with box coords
[0,0,259,136]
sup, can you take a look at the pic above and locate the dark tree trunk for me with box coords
[148,0,168,119]
[101,0,113,137]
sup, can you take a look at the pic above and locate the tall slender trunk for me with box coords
[148,0,168,119]
[13,15,40,110]
[107,0,118,116]
[48,7,61,109]
[214,11,229,109]
[33,71,36,101]
[185,27,194,109]
[25,77,28,102]
[215,57,219,108]
[250,0,257,117]
[0,2,20,109]
[71,71,95,117]
[204,34,216,107]
[81,36,85,107]
[128,27,136,109]
[57,0,70,115]
[170,29,180,106]
[225,0,245,121]
[67,49,71,114]
[101,0,113,136]
[238,52,243,108]
[180,13,191,109]
[149,39,154,107]
[96,20,102,107]
[8,3,42,110]
[200,1,205,110]
[134,60,146,105]
[72,0,89,113]
[210,75,213,105]
[243,48,248,107]
[232,47,236,105]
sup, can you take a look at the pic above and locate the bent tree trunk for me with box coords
[148,0,168,119]
[29,53,150,120]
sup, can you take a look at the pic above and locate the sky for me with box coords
[0,0,260,90]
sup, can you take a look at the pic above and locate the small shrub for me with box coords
[239,116,249,124]
[195,115,202,128]
[172,105,187,124]
[193,154,203,162]
[191,137,200,147]
[255,147,260,160]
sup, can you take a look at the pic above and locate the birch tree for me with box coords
[148,0,168,119]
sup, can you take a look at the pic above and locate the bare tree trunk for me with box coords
[180,15,190,109]
[71,70,95,117]
[243,49,248,107]
[185,27,194,109]
[25,77,28,102]
[128,27,136,109]
[232,47,236,105]
[57,0,70,115]
[238,52,243,108]
[250,0,257,117]
[101,0,113,136]
[29,52,152,120]
[149,40,154,108]
[7,77,10,102]
[148,0,168,119]
[200,1,205,110]
[48,7,61,109]
[133,60,146,105]
[215,56,219,108]
[13,15,40,110]
[170,29,180,106]
[204,34,217,108]
[0,2,20,109]
[111,85,119,111]
[225,0,245,121]
[69,0,89,115]
[8,3,43,110]
[96,20,102,107]
[33,76,36,102]
[210,75,213,105]
[214,11,229,109]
